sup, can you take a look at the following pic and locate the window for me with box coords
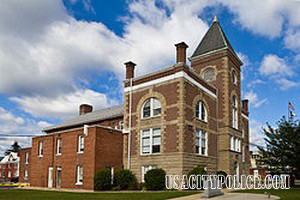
[25,152,29,164]
[8,171,11,178]
[202,68,215,82]
[56,138,62,155]
[232,96,238,129]
[38,141,43,157]
[25,169,28,180]
[242,127,245,139]
[230,136,241,152]
[76,165,83,185]
[196,129,207,156]
[242,145,245,162]
[232,70,237,84]
[141,128,161,155]
[142,98,161,118]
[1,171,4,177]
[8,163,11,169]
[141,165,156,182]
[195,101,207,122]
[78,135,84,153]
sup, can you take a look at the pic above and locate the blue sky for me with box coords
[0,0,300,155]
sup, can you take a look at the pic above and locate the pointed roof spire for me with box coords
[213,15,218,23]
[191,18,236,58]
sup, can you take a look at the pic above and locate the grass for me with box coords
[0,189,198,200]
[234,187,300,200]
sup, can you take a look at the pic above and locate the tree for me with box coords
[258,116,300,177]
[5,141,21,155]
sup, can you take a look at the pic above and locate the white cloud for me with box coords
[249,119,266,151]
[244,91,267,108]
[219,0,300,38]
[259,54,292,76]
[285,29,300,51]
[275,78,299,90]
[0,107,47,154]
[247,79,264,88]
[10,89,116,119]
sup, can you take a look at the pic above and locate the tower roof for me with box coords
[191,17,236,58]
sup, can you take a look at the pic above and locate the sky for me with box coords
[0,0,300,155]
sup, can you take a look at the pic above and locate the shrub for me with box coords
[144,168,166,190]
[94,168,112,191]
[216,170,227,188]
[114,169,137,190]
[188,166,207,189]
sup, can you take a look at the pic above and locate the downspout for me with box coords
[127,78,133,169]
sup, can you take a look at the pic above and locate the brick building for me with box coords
[19,18,250,189]
[20,105,124,190]
[122,17,250,181]
[0,152,19,181]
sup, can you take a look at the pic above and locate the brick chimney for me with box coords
[125,61,136,79]
[175,42,189,65]
[79,104,93,115]
[242,99,249,113]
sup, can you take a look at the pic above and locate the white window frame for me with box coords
[232,70,237,84]
[141,98,161,119]
[196,129,208,156]
[25,152,29,164]
[232,96,238,129]
[76,165,83,185]
[56,138,62,155]
[25,169,28,180]
[140,128,161,155]
[78,135,84,153]
[38,141,43,157]
[242,145,245,162]
[141,165,156,182]
[196,101,207,122]
[8,171,11,178]
[230,136,241,152]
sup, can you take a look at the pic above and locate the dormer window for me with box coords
[196,101,207,122]
[142,98,161,118]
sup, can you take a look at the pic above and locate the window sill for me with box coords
[25,162,28,165]
[196,154,208,157]
[38,155,43,158]
[75,182,83,186]
[141,115,161,120]
[77,151,84,154]
[140,153,161,156]
[196,118,207,123]
[56,154,61,156]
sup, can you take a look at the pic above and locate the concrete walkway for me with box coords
[170,193,280,200]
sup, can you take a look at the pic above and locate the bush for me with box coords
[94,168,112,191]
[144,168,166,190]
[188,166,207,189]
[114,169,137,190]
[216,171,227,188]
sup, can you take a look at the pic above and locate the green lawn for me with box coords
[234,187,300,200]
[0,189,198,200]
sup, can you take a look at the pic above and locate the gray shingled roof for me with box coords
[191,20,236,58]
[43,105,124,132]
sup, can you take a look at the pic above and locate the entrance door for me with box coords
[48,167,53,188]
[56,167,61,189]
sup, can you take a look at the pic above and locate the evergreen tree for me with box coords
[258,117,300,177]
[5,141,21,155]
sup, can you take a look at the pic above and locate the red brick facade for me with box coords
[20,126,123,190]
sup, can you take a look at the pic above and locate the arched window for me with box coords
[232,96,238,129]
[202,68,215,82]
[196,101,207,122]
[142,98,161,118]
[232,70,237,84]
